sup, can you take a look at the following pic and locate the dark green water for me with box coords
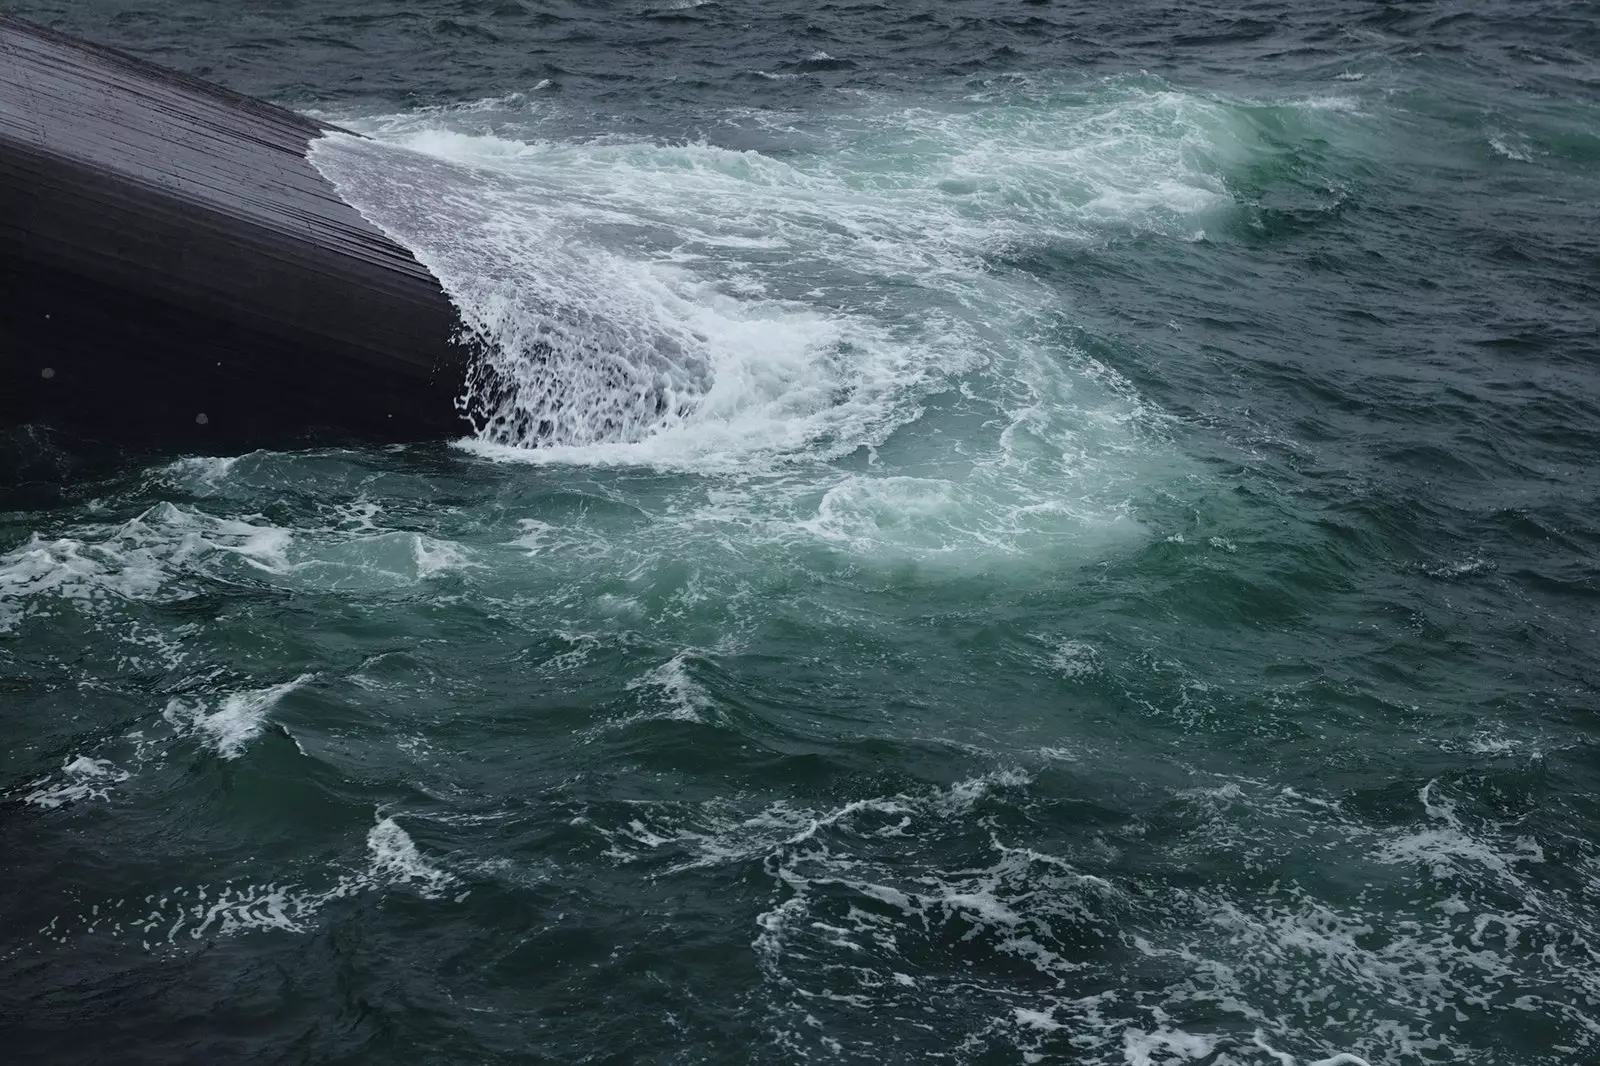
[5,3,1600,1063]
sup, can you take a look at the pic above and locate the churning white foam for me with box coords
[0,502,478,638]
[570,764,1600,1064]
[309,81,1240,561]
[308,78,1237,483]
[159,454,245,492]
[0,527,177,632]
[315,125,955,468]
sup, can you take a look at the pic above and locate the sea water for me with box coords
[5,2,1600,1063]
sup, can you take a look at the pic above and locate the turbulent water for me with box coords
[6,2,1600,1063]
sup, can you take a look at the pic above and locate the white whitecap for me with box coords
[22,756,131,809]
[163,675,314,760]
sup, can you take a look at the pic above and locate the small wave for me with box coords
[366,816,458,898]
[783,50,856,73]
[0,504,479,637]
[1421,556,1495,579]
[1300,94,1362,112]
[160,454,243,490]
[617,652,715,725]
[1051,640,1102,679]
[22,756,130,810]
[163,675,314,760]
[29,813,459,954]
[1488,134,1534,162]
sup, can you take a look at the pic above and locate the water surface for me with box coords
[5,2,1600,1063]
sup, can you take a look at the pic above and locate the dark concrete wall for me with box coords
[0,16,471,453]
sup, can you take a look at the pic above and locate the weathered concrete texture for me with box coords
[0,16,471,451]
